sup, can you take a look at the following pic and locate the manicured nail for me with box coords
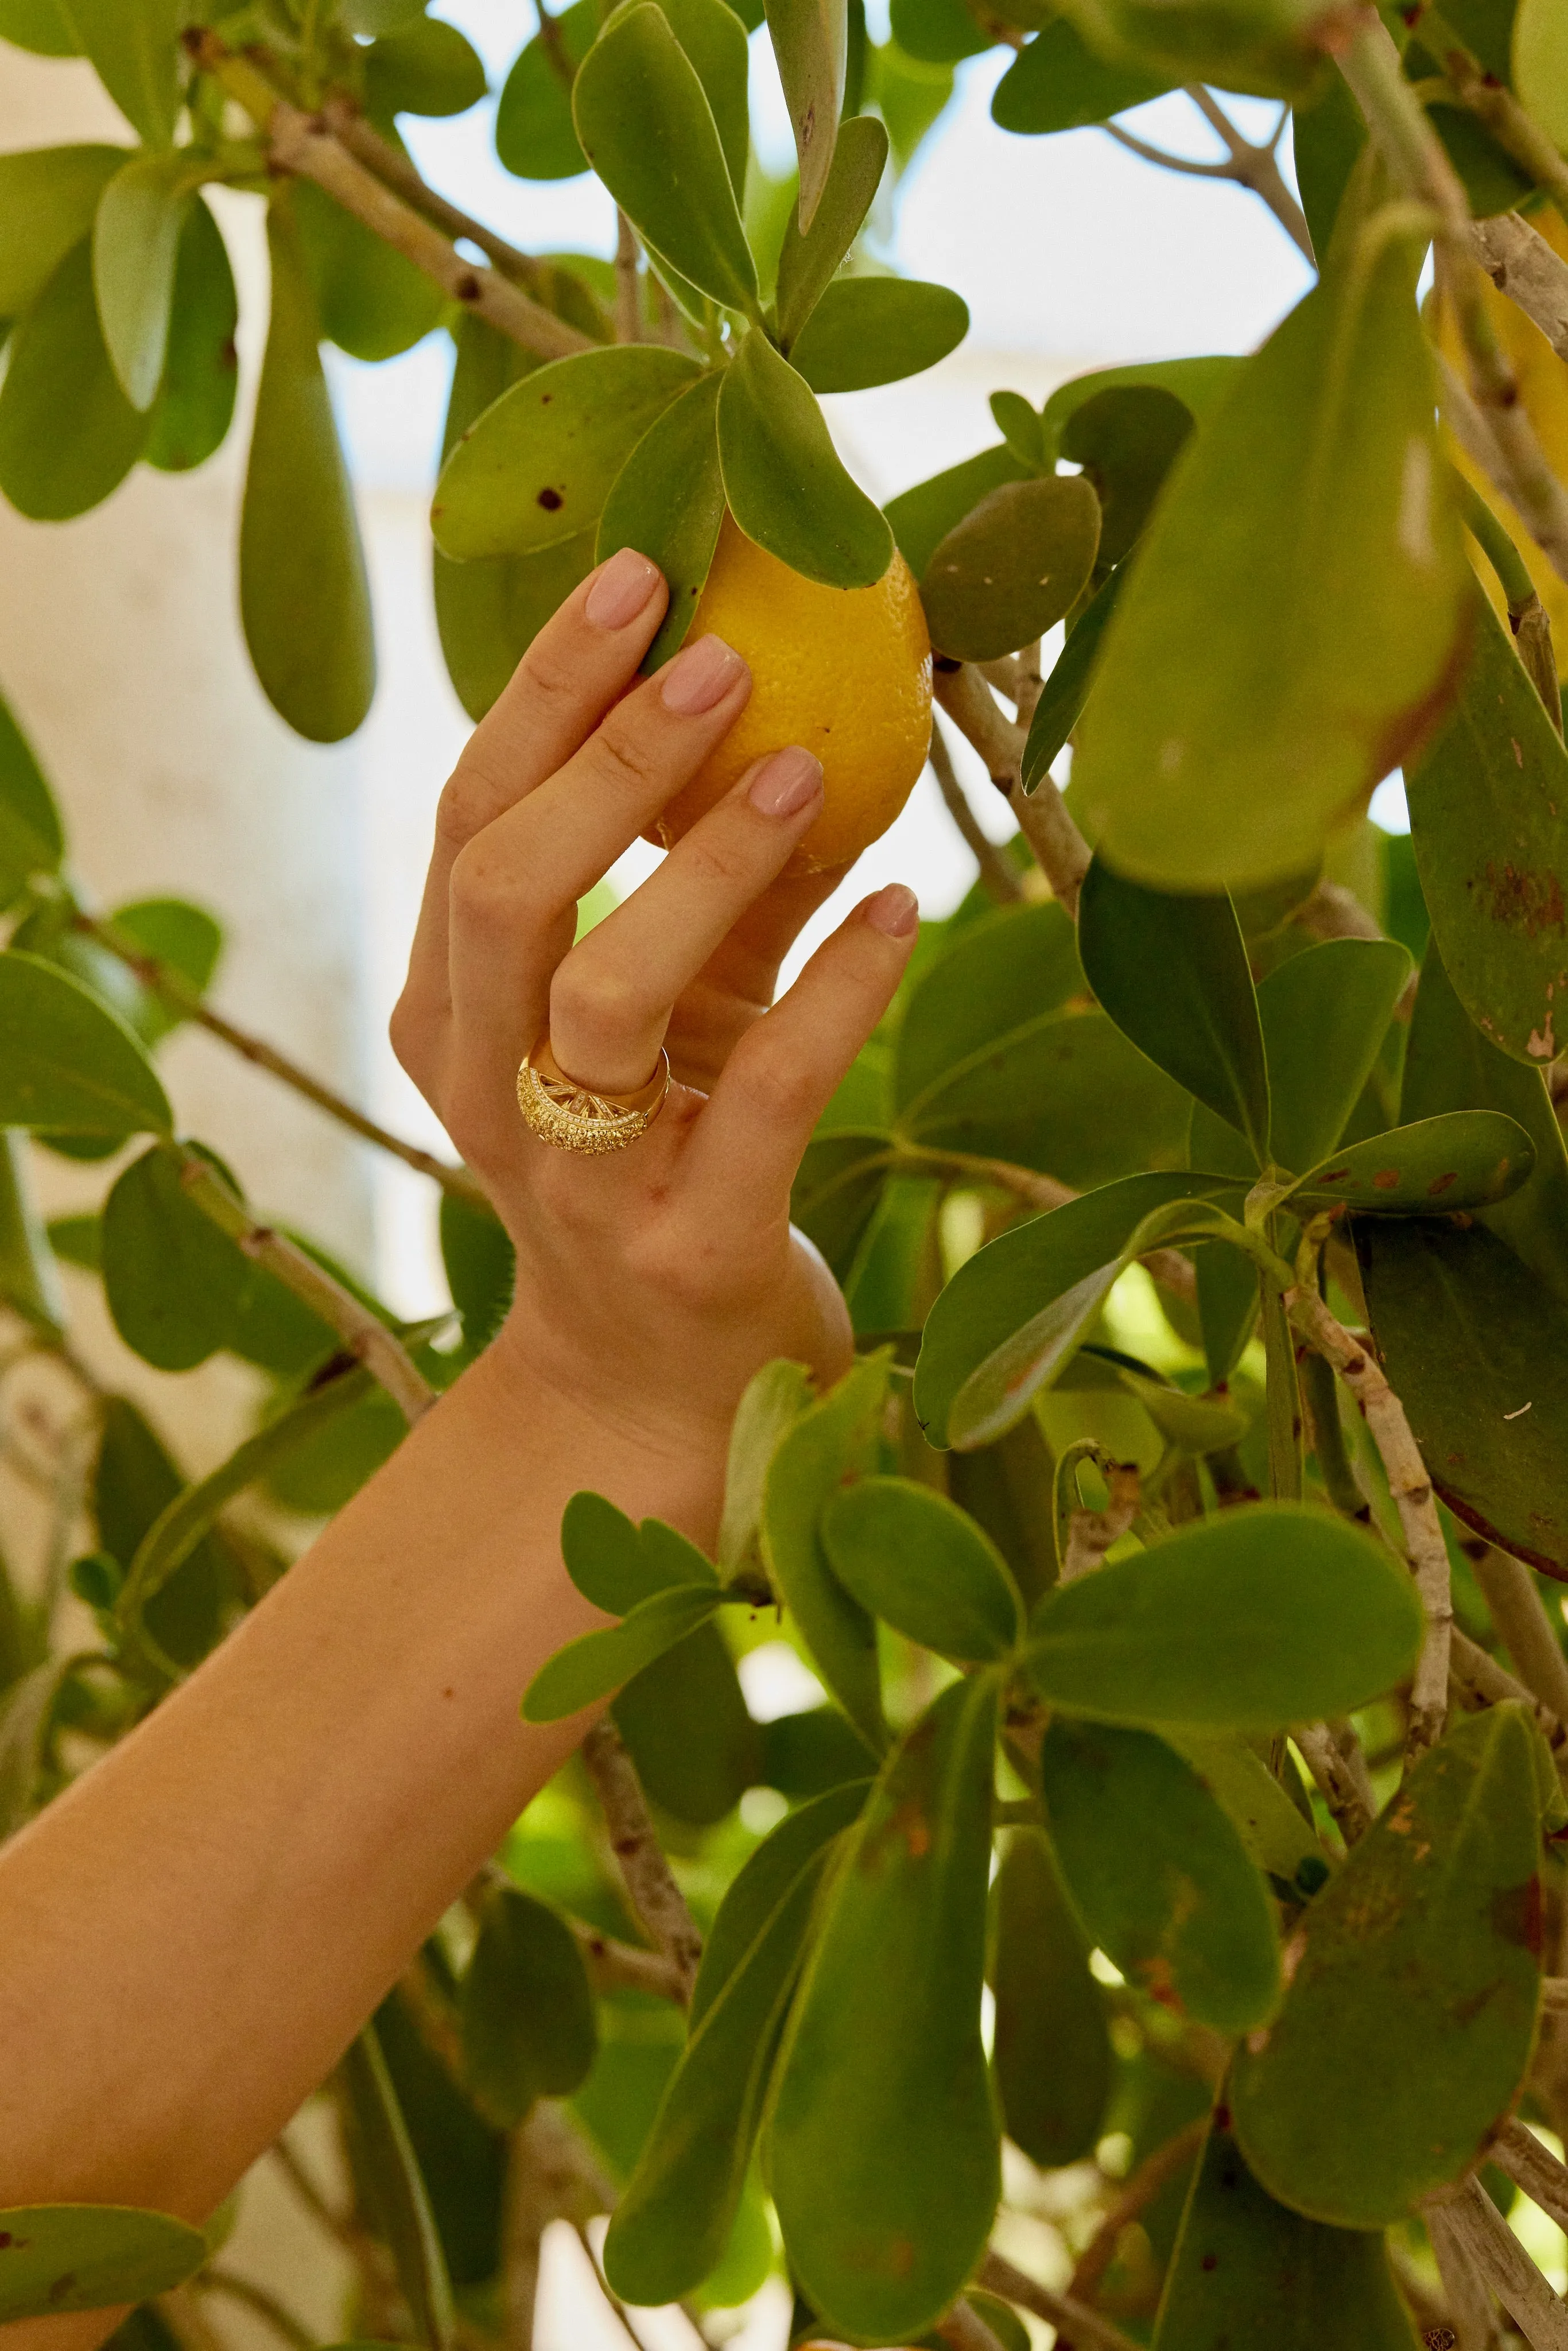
[748,746,822,819]
[661,633,747,715]
[585,546,660,630]
[865,883,918,939]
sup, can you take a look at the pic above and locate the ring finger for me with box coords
[547,745,826,1093]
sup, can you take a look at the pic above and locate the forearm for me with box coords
[0,1327,725,2224]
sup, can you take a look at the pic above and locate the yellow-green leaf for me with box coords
[0,951,170,1136]
[765,0,847,230]
[0,236,148,518]
[0,142,123,315]
[92,149,203,410]
[0,2206,207,2320]
[716,327,892,587]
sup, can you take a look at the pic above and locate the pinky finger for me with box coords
[689,884,919,1212]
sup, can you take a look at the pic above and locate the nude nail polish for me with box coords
[661,633,747,715]
[584,547,659,630]
[748,747,823,818]
[865,883,919,938]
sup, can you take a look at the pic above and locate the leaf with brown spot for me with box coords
[0,2207,207,2322]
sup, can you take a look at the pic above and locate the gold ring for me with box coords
[517,1034,670,1155]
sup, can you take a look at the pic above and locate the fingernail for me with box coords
[864,883,918,939]
[585,547,660,630]
[661,633,747,715]
[748,746,822,819]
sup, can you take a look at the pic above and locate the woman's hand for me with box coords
[391,545,919,1453]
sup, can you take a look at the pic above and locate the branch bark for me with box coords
[979,2250,1144,2351]
[937,2300,1009,2351]
[1467,1545,1568,1722]
[1450,1625,1568,1768]
[581,1717,703,2001]
[1471,212,1568,364]
[928,715,1025,906]
[1425,2177,1568,2348]
[1286,1286,1451,1761]
[185,31,593,363]
[1492,2116,1568,2238]
[1425,2192,1506,2350]
[1061,1460,1142,1582]
[1293,1717,1376,1844]
[933,662,1093,916]
[570,1917,691,2003]
[1185,86,1316,261]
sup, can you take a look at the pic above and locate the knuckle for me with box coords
[584,714,665,799]
[517,637,585,721]
[550,951,641,1042]
[752,1046,820,1123]
[436,763,503,854]
[449,836,533,931]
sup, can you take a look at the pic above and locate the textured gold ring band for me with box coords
[516,1035,670,1155]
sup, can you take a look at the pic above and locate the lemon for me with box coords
[654,514,934,874]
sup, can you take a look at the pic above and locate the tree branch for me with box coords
[581,1718,703,2001]
[1293,1717,1376,1843]
[1493,2117,1568,2238]
[1068,2118,1207,2305]
[890,1143,1198,1306]
[933,662,1092,915]
[1425,2176,1568,2348]
[76,910,489,1212]
[615,211,643,344]
[1433,28,1568,222]
[1471,211,1568,365]
[1466,1544,1568,1721]
[1184,86,1316,262]
[979,2250,1143,2351]
[1450,1625,1568,1770]
[176,1149,437,1427]
[184,31,593,363]
[196,2272,317,2351]
[570,1917,691,2003]
[928,715,1025,906]
[1424,2193,1505,2349]
[937,2300,1009,2351]
[1286,1285,1451,1761]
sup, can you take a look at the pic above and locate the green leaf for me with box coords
[294,176,445,364]
[949,1259,1127,1452]
[884,439,1030,577]
[94,1394,238,1669]
[0,1656,71,1837]
[1154,2115,1422,2350]
[1253,936,1412,1174]
[1158,1729,1328,1892]
[522,1584,723,1721]
[921,475,1099,661]
[561,1491,717,1613]
[340,2023,456,2351]
[240,203,375,743]
[1406,587,1568,1068]
[92,150,201,410]
[774,111,888,346]
[790,1128,891,1274]
[495,0,596,178]
[1042,1719,1281,2030]
[1514,0,1568,152]
[460,1886,596,2127]
[765,0,847,230]
[0,236,148,519]
[0,143,123,316]
[0,951,170,1136]
[1291,74,1364,260]
[1058,383,1194,566]
[102,1142,250,1371]
[716,328,892,587]
[892,897,1085,1112]
[0,1130,65,1334]
[1053,0,1330,95]
[264,1386,406,1516]
[597,369,725,669]
[1020,560,1125,789]
[1404,931,1568,1299]
[55,0,180,146]
[890,0,990,61]
[767,1674,1002,2342]
[0,0,79,54]
[821,1475,1023,1659]
[648,0,752,199]
[364,17,487,115]
[1024,1503,1425,1729]
[433,342,700,561]
[604,1785,864,2303]
[992,18,1172,131]
[915,1171,1241,1447]
[437,1190,513,1352]
[0,2208,207,2321]
[614,1619,761,1823]
[989,387,1046,470]
[992,1826,1112,2168]
[1041,354,1242,448]
[0,684,63,909]
[790,274,968,394]
[572,5,758,312]
[1232,1706,1543,2226]
[1356,1215,1568,1574]
[1284,1108,1534,1215]
[1078,859,1270,1161]
[143,194,239,474]
[761,1704,874,1798]
[1072,220,1469,891]
[717,1356,815,1580]
[760,1352,890,1752]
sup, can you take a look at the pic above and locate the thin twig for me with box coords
[398,1952,466,2079]
[1424,2177,1568,2347]
[933,662,1092,915]
[1184,86,1315,261]
[76,911,488,1211]
[1450,1626,1568,1768]
[1471,211,1568,364]
[571,1918,690,2003]
[1434,29,1568,222]
[269,2131,360,2254]
[1425,2194,1505,2349]
[615,211,643,344]
[184,31,592,363]
[1493,2117,1568,2237]
[890,1142,1198,1305]
[176,1150,437,1427]
[979,2249,1144,2351]
[1286,1286,1451,1762]
[927,716,1025,906]
[196,2272,317,2351]
[1068,2118,1207,2305]
[581,1718,703,2001]
[1466,1545,1568,1722]
[1014,637,1046,730]
[1104,122,1237,177]
[1293,1718,1376,1843]
[938,2301,1008,2351]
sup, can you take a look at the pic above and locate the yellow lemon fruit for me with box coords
[1437,207,1568,677]
[653,514,933,874]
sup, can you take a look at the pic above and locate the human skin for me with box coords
[0,545,918,2349]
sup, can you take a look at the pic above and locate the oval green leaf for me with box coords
[892,897,1085,1112]
[55,0,180,146]
[495,0,597,179]
[240,203,375,743]
[764,0,847,230]
[0,2206,207,2321]
[1253,935,1412,1175]
[0,235,147,519]
[1024,1503,1425,1730]
[821,1474,1023,1659]
[102,1141,251,1371]
[716,327,892,587]
[294,175,445,364]
[992,18,1173,132]
[92,150,200,410]
[0,1130,65,1335]
[1513,0,1568,154]
[521,1582,723,1721]
[0,142,123,316]
[992,1826,1112,2168]
[0,686,63,910]
[1072,221,1469,891]
[144,193,239,474]
[1041,1718,1282,2030]
[0,951,170,1136]
[884,439,1030,579]
[767,1673,1002,2344]
[614,1617,761,1824]
[922,475,1100,662]
[363,17,488,116]
[790,274,969,394]
[1286,1108,1534,1214]
[433,342,701,561]
[1231,1706,1543,2226]
[597,368,725,668]
[460,1885,597,2128]
[1059,383,1194,565]
[775,112,888,346]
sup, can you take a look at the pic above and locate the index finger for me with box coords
[402,548,669,1031]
